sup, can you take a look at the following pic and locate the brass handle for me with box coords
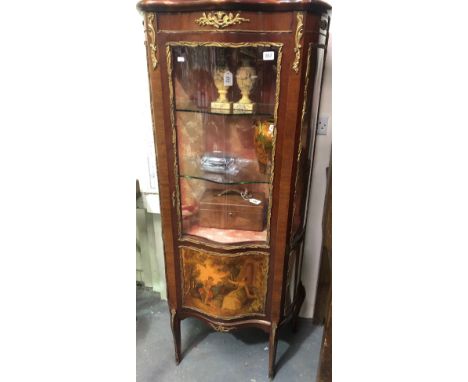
[218,188,262,206]
[217,188,251,198]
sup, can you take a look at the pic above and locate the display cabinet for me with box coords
[137,0,331,377]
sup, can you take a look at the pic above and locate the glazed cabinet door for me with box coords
[166,42,283,248]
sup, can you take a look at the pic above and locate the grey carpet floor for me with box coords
[137,288,323,382]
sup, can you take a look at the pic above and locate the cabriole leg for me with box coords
[268,322,279,379]
[170,308,181,364]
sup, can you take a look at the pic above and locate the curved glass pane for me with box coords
[169,43,281,245]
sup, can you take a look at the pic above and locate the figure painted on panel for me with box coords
[222,262,256,311]
[182,248,267,318]
[200,276,215,305]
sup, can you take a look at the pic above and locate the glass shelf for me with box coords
[176,103,274,117]
[179,157,270,185]
[180,175,269,185]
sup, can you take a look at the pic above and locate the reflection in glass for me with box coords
[170,44,280,245]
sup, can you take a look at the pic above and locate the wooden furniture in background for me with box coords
[316,162,332,382]
[137,1,331,377]
[313,164,332,324]
[317,303,332,382]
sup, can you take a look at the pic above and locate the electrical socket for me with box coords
[317,116,328,135]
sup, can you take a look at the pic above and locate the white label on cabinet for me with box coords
[263,51,275,61]
[177,56,185,62]
[269,124,275,133]
[224,71,233,86]
[248,198,262,205]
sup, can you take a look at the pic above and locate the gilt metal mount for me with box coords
[195,11,250,29]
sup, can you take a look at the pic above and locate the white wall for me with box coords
[300,34,332,318]
[133,11,159,196]
[135,17,332,319]
[134,9,166,296]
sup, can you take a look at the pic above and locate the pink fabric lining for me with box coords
[186,225,267,244]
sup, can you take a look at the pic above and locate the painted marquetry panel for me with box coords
[181,247,268,319]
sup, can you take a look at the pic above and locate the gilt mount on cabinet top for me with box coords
[138,1,331,378]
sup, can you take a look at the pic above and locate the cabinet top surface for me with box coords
[137,0,331,13]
